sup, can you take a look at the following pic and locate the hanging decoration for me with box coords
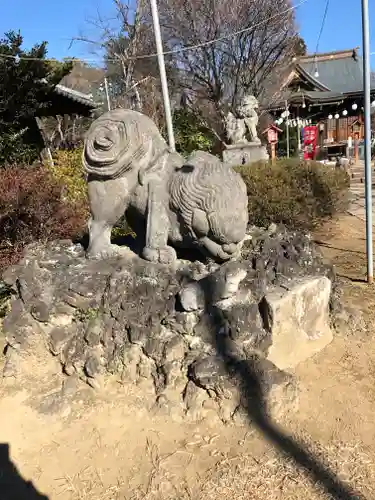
[314,55,319,78]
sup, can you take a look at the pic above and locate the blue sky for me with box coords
[1,0,374,64]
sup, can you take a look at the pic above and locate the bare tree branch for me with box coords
[147,0,301,140]
[71,0,174,122]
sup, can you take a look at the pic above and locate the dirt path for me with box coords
[1,213,375,500]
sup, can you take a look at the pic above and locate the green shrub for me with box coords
[50,148,87,203]
[111,216,136,240]
[50,148,135,239]
[173,108,216,156]
[236,159,350,231]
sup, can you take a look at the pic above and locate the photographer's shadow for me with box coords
[0,444,48,500]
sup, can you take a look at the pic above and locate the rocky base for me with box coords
[1,225,336,423]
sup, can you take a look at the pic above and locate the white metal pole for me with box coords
[150,0,176,152]
[104,77,111,111]
[361,0,373,284]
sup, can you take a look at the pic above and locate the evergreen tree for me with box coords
[173,107,216,156]
[0,31,71,164]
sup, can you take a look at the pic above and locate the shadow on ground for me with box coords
[202,285,366,500]
[0,444,48,500]
[336,274,368,284]
[314,240,365,255]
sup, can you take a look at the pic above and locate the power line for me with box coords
[315,0,330,53]
[0,0,308,65]
[310,0,329,77]
[134,0,308,60]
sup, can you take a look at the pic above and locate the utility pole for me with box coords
[285,100,290,158]
[104,77,111,111]
[150,0,176,151]
[361,0,373,284]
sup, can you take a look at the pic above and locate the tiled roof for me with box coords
[54,84,97,108]
[301,90,344,101]
[297,49,375,94]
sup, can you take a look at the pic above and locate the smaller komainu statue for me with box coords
[83,108,249,264]
[225,95,261,145]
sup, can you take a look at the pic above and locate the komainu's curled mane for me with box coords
[83,108,169,182]
[169,151,248,259]
[83,109,249,264]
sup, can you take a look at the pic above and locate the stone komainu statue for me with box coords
[83,108,249,264]
[225,95,261,145]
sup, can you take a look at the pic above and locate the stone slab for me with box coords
[263,276,333,371]
[223,143,269,166]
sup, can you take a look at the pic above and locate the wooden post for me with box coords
[271,143,276,164]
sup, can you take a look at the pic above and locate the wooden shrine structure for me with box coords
[268,48,375,159]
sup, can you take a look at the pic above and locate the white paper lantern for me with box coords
[352,103,358,110]
[328,114,333,120]
[334,113,340,119]
[342,110,348,116]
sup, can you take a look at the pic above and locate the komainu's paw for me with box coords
[159,246,177,264]
[142,246,177,265]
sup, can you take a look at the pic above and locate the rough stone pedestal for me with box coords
[223,142,269,166]
[262,277,333,371]
[0,225,338,424]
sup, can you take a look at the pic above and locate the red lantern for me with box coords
[267,128,278,143]
[262,125,282,164]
